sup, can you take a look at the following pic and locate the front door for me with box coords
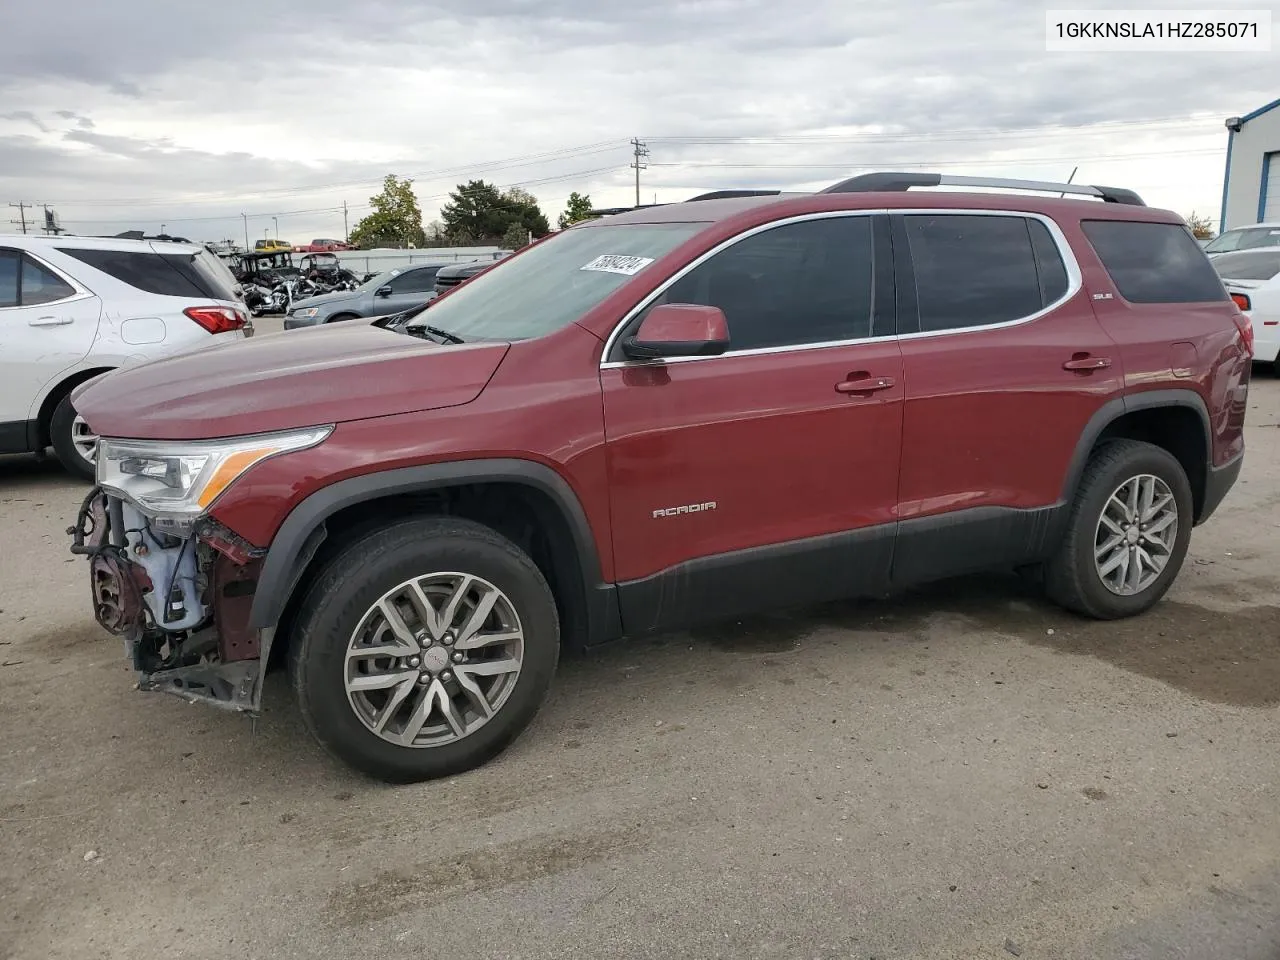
[889,210,1123,584]
[600,213,904,634]
[377,266,438,313]
[0,249,102,448]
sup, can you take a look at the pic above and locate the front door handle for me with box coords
[836,375,896,394]
[28,316,72,327]
[1063,354,1111,371]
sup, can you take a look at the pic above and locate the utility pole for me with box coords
[272,216,279,240]
[8,202,29,234]
[241,213,248,251]
[342,201,349,242]
[630,138,649,207]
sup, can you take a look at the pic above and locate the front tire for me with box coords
[1045,439,1193,619]
[289,517,560,783]
[49,394,97,482]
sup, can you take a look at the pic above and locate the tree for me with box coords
[1184,211,1214,240]
[558,191,596,229]
[501,222,530,250]
[440,180,550,245]
[348,175,427,249]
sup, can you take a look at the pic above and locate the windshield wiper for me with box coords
[405,323,466,344]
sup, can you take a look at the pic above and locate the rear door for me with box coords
[600,212,904,633]
[0,249,102,442]
[890,210,1122,584]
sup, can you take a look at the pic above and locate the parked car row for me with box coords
[64,171,1251,784]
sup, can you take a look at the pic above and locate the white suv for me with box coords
[0,235,249,479]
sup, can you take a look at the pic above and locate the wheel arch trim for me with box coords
[1061,389,1212,506]
[246,458,607,632]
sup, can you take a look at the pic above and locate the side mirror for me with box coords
[621,304,730,360]
[376,285,392,297]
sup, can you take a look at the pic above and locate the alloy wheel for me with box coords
[344,572,524,748]
[71,414,99,465]
[1093,473,1179,596]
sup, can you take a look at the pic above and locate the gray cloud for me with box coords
[2,0,1276,238]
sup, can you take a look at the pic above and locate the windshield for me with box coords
[1212,249,1280,281]
[414,223,703,340]
[1205,227,1280,253]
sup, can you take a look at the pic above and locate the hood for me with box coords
[73,321,510,441]
[290,289,359,310]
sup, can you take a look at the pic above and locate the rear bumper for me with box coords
[1198,451,1243,525]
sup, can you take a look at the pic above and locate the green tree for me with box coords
[440,180,550,245]
[558,191,596,229]
[348,175,427,248]
[501,222,530,250]
[1184,211,1214,240]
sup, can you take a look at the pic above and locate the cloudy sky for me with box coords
[1,0,1276,244]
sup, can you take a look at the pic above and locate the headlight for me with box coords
[293,307,320,318]
[97,426,332,526]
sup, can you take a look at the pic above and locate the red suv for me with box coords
[69,173,1251,782]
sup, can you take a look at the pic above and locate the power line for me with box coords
[648,148,1223,170]
[644,113,1225,146]
[55,166,627,229]
[47,140,633,208]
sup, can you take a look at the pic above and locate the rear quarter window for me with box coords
[1082,220,1227,304]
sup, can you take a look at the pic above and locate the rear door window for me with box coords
[903,214,1060,332]
[1082,220,1228,304]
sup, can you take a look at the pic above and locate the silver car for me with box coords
[283,263,444,328]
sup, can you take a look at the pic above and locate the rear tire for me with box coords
[1045,439,1193,619]
[289,516,560,783]
[49,394,97,482]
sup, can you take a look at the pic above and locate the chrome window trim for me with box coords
[598,207,1082,368]
[0,246,95,312]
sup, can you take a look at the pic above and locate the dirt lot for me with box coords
[2,370,1278,960]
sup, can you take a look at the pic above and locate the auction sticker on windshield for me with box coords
[580,255,655,276]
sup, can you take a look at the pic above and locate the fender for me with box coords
[247,458,613,633]
[1058,388,1215,517]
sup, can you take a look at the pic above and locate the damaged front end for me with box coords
[70,487,270,711]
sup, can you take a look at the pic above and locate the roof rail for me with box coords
[820,172,1145,206]
[588,204,666,217]
[684,190,782,202]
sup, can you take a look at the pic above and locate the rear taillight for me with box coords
[184,305,246,335]
[1230,292,1251,312]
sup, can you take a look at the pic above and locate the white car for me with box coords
[1213,248,1280,368]
[1203,221,1280,258]
[0,235,250,479]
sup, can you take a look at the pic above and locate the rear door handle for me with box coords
[836,375,896,394]
[1063,355,1111,371]
[28,316,72,327]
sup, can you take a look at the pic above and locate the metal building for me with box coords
[1220,98,1280,231]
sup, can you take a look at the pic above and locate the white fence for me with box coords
[333,246,508,274]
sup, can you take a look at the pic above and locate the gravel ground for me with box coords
[1,365,1277,960]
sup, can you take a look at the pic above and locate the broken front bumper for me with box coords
[69,488,273,712]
